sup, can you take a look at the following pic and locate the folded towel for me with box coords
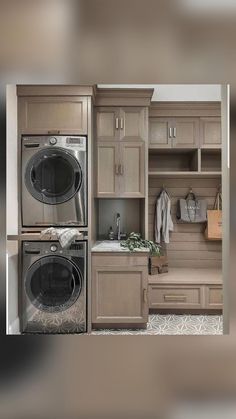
[40,228,83,248]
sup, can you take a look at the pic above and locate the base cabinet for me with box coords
[149,283,223,310]
[92,254,149,327]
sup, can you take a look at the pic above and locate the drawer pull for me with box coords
[115,117,119,129]
[164,294,187,302]
[143,288,148,303]
[48,130,60,134]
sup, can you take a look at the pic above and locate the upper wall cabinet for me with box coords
[149,118,172,148]
[172,118,200,148]
[96,107,120,141]
[200,117,221,148]
[96,141,145,198]
[149,117,200,149]
[119,107,147,141]
[18,96,88,134]
[96,107,147,142]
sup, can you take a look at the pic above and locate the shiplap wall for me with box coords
[148,176,222,268]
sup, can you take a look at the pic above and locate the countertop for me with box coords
[91,241,149,253]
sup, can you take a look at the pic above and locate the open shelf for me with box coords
[201,149,221,172]
[149,149,199,174]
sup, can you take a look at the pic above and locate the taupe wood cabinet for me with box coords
[205,285,223,309]
[149,117,200,149]
[18,96,88,134]
[92,253,149,327]
[148,269,223,311]
[96,106,147,142]
[200,117,221,148]
[97,141,145,197]
[96,105,147,197]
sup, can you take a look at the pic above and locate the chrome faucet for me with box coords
[116,213,121,241]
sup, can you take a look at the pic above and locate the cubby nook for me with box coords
[149,149,199,176]
[200,149,221,173]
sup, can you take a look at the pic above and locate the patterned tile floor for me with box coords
[92,314,223,335]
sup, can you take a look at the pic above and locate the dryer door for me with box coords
[25,256,82,312]
[25,148,82,205]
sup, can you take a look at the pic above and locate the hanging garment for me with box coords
[154,189,174,244]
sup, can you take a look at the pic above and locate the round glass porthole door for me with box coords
[25,256,82,312]
[25,148,82,205]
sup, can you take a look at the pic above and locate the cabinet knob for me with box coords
[120,117,124,130]
[169,127,172,138]
[115,118,119,129]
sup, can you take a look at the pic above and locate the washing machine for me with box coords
[21,135,87,227]
[21,241,87,333]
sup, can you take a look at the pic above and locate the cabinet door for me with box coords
[120,107,147,141]
[92,265,148,325]
[96,107,120,141]
[205,285,223,309]
[120,142,145,197]
[149,117,172,148]
[18,96,88,134]
[96,142,120,197]
[172,118,200,148]
[200,117,221,148]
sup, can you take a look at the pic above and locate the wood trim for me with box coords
[95,88,154,106]
[150,101,221,117]
[17,85,97,98]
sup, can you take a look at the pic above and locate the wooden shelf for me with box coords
[148,171,221,177]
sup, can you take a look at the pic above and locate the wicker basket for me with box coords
[149,255,168,275]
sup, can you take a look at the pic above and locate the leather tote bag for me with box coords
[205,192,222,240]
[177,191,207,223]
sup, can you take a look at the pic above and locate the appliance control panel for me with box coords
[22,135,87,151]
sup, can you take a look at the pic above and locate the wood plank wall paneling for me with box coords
[148,176,222,268]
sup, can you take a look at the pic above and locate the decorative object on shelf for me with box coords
[121,232,162,255]
[205,187,222,241]
[176,188,207,223]
[108,226,115,240]
[149,254,168,275]
[154,186,174,244]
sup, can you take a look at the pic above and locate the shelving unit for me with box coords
[148,147,221,177]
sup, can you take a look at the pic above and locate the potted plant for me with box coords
[121,232,168,274]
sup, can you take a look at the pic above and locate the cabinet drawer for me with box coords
[92,254,148,267]
[149,284,203,309]
[205,285,223,308]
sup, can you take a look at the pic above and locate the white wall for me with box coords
[98,84,221,101]
[6,84,18,235]
[6,241,20,334]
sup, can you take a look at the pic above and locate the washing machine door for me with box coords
[25,148,82,205]
[25,256,82,312]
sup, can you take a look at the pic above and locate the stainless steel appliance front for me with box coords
[22,241,87,333]
[21,135,87,227]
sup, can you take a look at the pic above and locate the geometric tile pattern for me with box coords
[92,314,223,335]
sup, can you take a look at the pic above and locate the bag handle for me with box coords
[214,191,222,210]
[185,192,197,201]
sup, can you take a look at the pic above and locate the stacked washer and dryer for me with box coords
[21,135,88,333]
